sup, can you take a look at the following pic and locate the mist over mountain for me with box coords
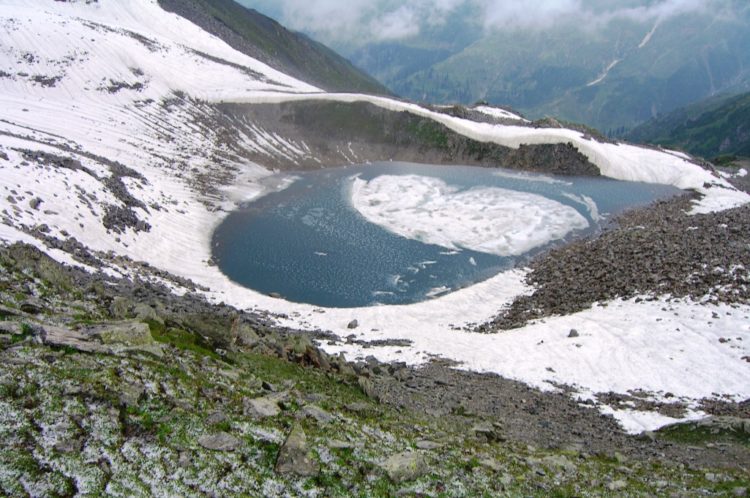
[243,0,750,134]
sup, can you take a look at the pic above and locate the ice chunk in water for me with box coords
[350,174,589,257]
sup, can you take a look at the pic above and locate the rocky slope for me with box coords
[1,243,748,496]
[488,193,750,330]
[216,100,598,174]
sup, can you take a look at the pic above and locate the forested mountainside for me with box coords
[627,91,750,159]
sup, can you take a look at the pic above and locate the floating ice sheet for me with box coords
[350,174,589,256]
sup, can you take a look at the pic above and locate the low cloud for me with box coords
[242,0,735,45]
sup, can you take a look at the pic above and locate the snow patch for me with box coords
[474,105,528,122]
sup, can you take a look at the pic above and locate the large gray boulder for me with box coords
[381,451,428,483]
[243,395,281,418]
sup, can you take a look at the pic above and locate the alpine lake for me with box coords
[212,162,680,308]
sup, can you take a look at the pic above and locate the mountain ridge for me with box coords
[157,0,391,95]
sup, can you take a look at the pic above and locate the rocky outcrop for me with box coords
[217,101,600,176]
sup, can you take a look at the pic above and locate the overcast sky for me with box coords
[240,0,735,46]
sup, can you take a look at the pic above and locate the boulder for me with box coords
[234,322,260,347]
[275,424,319,476]
[244,396,281,418]
[20,299,45,314]
[198,432,241,451]
[40,324,109,353]
[301,404,334,424]
[87,321,154,346]
[472,421,506,443]
[381,451,428,483]
[109,296,133,319]
[133,303,161,323]
[358,376,378,400]
[0,321,23,335]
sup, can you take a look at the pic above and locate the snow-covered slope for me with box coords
[1,0,748,433]
[0,0,318,280]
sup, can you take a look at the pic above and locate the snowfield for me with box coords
[1,0,749,433]
[350,174,589,256]
[473,105,529,122]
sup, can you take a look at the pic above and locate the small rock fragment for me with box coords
[198,432,240,451]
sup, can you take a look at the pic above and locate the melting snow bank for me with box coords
[350,174,589,256]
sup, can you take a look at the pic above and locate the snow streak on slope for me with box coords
[639,21,660,49]
[587,59,621,86]
[350,174,588,256]
[1,1,749,434]
[0,0,320,269]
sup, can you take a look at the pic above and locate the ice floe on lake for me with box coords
[350,174,589,256]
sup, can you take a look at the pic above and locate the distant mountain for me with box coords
[626,91,750,159]
[157,0,391,95]
[343,4,750,134]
